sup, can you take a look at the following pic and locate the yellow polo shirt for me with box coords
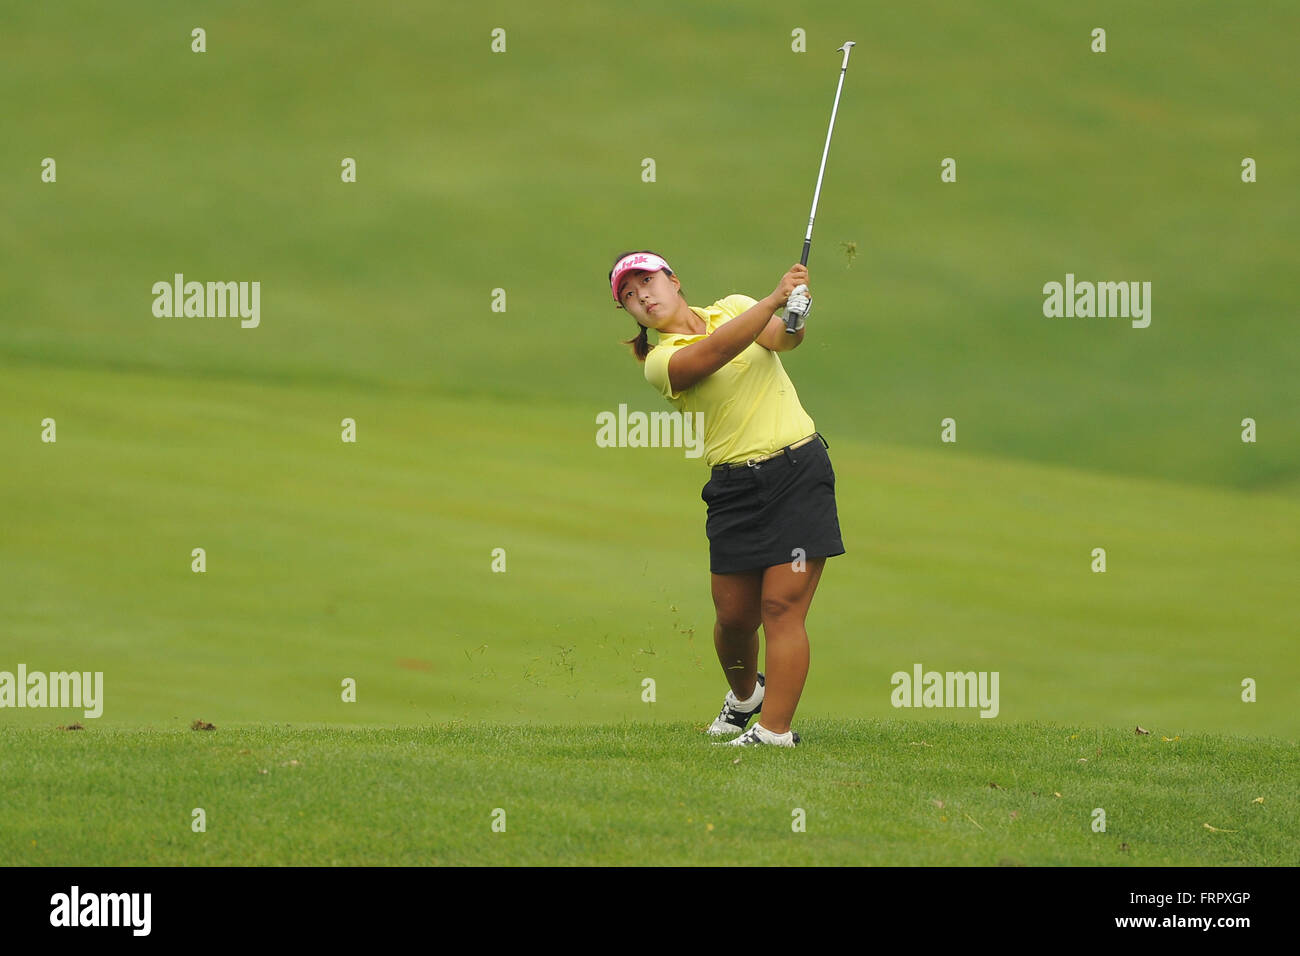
[643,294,816,467]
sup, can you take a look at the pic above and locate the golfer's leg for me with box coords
[757,558,827,734]
[710,569,763,699]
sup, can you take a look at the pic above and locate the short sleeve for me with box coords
[719,294,759,319]
[644,342,685,401]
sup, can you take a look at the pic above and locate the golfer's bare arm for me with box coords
[757,315,805,352]
[667,266,808,392]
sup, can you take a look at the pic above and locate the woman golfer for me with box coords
[608,250,845,747]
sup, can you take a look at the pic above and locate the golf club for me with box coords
[785,40,856,333]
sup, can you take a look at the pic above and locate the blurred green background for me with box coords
[2,1,1297,735]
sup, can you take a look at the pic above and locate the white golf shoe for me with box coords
[719,723,801,748]
[704,673,764,737]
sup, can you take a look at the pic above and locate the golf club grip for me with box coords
[783,305,804,334]
[784,238,813,333]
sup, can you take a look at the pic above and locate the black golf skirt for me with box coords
[701,432,846,574]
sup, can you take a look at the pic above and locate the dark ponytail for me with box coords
[609,248,685,364]
[624,322,651,361]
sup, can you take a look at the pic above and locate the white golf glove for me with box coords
[785,284,811,330]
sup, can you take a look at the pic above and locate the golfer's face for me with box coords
[620,269,675,325]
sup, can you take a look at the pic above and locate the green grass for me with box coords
[2,1,1297,491]
[2,363,1297,736]
[2,721,1292,866]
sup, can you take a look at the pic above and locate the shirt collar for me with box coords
[655,306,713,346]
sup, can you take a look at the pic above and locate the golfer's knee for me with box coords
[715,613,759,637]
[760,594,798,624]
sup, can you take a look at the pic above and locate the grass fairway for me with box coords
[3,362,1298,736]
[2,722,1292,866]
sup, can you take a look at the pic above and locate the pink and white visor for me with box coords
[610,252,673,305]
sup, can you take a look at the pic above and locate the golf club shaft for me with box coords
[786,41,855,332]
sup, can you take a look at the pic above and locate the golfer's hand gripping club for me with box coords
[785,284,811,330]
[771,264,809,330]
